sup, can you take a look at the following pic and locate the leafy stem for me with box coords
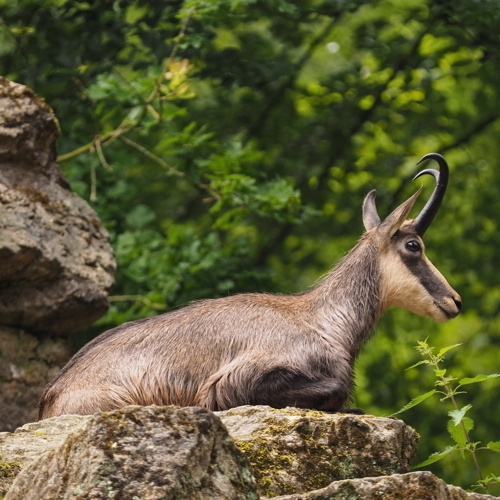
[391,340,500,494]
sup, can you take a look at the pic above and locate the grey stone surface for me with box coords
[0,77,115,335]
[218,405,418,497]
[274,471,497,500]
[0,405,497,499]
[0,413,88,495]
[0,326,73,431]
[5,405,258,500]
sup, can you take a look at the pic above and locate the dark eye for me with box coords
[405,240,421,253]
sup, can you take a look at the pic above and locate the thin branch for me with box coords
[387,111,500,211]
[56,9,196,163]
[57,126,131,162]
[90,161,97,201]
[146,8,195,105]
[94,135,112,170]
[325,26,428,172]
[57,139,95,162]
[109,295,165,309]
[119,135,185,177]
[441,114,500,153]
[248,12,343,137]
[110,64,160,121]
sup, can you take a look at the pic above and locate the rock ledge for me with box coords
[1,405,495,499]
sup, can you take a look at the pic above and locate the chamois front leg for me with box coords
[252,368,351,412]
[196,357,350,412]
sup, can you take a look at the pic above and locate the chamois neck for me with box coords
[305,235,382,356]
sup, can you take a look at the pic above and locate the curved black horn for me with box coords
[412,152,449,236]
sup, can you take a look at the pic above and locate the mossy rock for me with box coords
[218,406,418,498]
[5,406,258,500]
[273,471,499,500]
[0,454,22,497]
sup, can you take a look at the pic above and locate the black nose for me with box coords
[453,296,462,312]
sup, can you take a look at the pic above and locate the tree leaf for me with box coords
[437,344,462,358]
[448,404,472,426]
[390,390,437,416]
[459,374,500,386]
[405,360,430,371]
[462,416,474,432]
[414,446,456,467]
[487,441,500,452]
[447,417,474,448]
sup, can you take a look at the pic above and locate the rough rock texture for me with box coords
[0,413,88,495]
[0,77,116,335]
[4,405,258,500]
[0,326,72,431]
[219,406,418,497]
[0,406,497,499]
[274,471,498,500]
[0,406,419,497]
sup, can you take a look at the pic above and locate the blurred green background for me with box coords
[1,0,499,493]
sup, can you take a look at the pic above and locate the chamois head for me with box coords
[362,153,461,322]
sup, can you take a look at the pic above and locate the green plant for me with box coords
[392,340,500,493]
[3,0,500,488]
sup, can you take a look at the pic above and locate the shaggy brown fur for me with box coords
[38,188,461,419]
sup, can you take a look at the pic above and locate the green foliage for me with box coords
[1,0,500,492]
[395,340,500,494]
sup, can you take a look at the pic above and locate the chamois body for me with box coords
[38,153,462,419]
[40,236,380,418]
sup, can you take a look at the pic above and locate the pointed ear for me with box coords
[378,187,422,237]
[362,190,381,231]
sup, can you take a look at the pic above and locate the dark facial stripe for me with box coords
[399,252,450,298]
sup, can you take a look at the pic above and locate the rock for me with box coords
[1,406,496,499]
[273,471,498,500]
[0,77,116,335]
[218,406,418,498]
[0,326,72,431]
[0,414,88,495]
[5,405,258,500]
[0,77,58,167]
[0,405,418,497]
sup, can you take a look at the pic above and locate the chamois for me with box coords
[38,153,461,419]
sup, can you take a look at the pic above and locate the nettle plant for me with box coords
[393,340,500,494]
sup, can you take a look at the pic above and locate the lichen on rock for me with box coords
[4,405,259,500]
[1,405,496,499]
[272,471,499,500]
[217,405,419,497]
[0,413,88,495]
